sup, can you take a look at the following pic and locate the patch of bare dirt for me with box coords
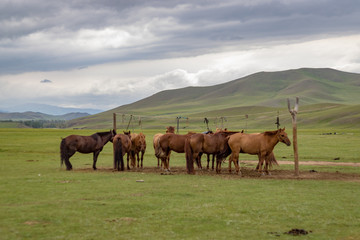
[74,162,360,182]
[255,160,360,167]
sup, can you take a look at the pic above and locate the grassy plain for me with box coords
[0,128,359,240]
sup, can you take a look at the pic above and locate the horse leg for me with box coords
[64,155,73,170]
[92,150,101,170]
[131,152,136,169]
[228,153,233,173]
[127,153,130,170]
[140,151,144,168]
[234,155,241,176]
[64,149,76,170]
[162,155,170,172]
[211,155,215,170]
[206,154,210,169]
[258,155,265,176]
[216,156,222,174]
[265,161,270,175]
[160,157,166,171]
[229,152,240,174]
[166,150,171,171]
[195,153,202,169]
[264,155,270,175]
[136,152,140,168]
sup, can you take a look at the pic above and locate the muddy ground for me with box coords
[76,160,360,182]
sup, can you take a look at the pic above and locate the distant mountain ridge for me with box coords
[0,111,90,121]
[0,103,102,115]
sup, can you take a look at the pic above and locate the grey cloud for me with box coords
[1,0,360,74]
[40,79,52,83]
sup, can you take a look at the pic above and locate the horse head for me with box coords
[277,128,291,146]
[166,126,175,133]
[124,131,131,139]
[110,129,117,142]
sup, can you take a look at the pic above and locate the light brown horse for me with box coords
[128,132,146,169]
[153,126,175,168]
[228,128,291,175]
[113,131,132,171]
[185,130,238,174]
[155,131,196,171]
[60,130,116,170]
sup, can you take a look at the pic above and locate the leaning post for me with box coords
[287,97,299,176]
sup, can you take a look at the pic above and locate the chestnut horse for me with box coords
[228,128,291,175]
[185,130,238,174]
[153,126,175,168]
[128,132,146,169]
[60,130,116,170]
[113,131,132,171]
[155,131,196,171]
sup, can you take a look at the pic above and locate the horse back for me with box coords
[159,133,188,153]
[188,133,205,153]
[63,135,98,153]
[228,132,263,154]
[113,134,131,154]
[131,133,146,151]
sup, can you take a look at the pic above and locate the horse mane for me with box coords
[91,131,111,140]
[263,130,279,136]
[96,131,112,136]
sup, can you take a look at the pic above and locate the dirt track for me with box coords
[76,160,360,182]
[256,160,360,167]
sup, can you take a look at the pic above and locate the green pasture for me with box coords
[0,128,359,240]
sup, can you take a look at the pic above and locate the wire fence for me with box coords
[113,111,286,133]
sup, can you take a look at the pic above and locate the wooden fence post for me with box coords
[112,113,116,169]
[287,97,299,176]
[113,113,117,131]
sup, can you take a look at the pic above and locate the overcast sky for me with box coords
[1,0,360,111]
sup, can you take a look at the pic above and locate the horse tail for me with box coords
[60,138,66,167]
[220,136,232,159]
[113,137,124,171]
[155,137,165,158]
[184,137,194,174]
[267,152,278,169]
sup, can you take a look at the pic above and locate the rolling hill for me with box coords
[67,68,360,129]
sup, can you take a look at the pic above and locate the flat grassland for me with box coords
[0,128,359,240]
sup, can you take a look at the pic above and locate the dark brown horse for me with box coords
[155,131,195,171]
[113,131,132,171]
[128,132,146,169]
[153,126,175,168]
[185,130,238,174]
[228,128,291,175]
[60,130,116,170]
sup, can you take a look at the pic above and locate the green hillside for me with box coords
[68,68,360,129]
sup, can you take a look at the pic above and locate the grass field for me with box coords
[0,128,359,239]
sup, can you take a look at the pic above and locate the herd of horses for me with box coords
[60,126,291,176]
